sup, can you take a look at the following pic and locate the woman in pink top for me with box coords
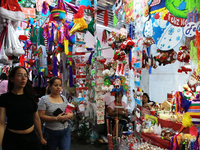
[0,73,8,95]
[107,92,129,129]
[141,93,153,118]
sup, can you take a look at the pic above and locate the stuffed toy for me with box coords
[187,71,199,92]
[177,46,190,63]
[102,68,115,76]
[111,77,123,93]
[142,50,149,69]
[116,27,127,42]
[108,31,116,47]
[177,46,192,74]
[113,49,126,61]
[143,37,155,48]
[142,51,157,69]
[121,37,135,54]
[155,49,177,66]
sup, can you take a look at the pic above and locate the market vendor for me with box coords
[107,91,129,129]
[141,93,155,117]
[132,93,155,119]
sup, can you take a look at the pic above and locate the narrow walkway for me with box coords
[71,141,108,150]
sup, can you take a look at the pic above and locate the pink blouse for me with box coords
[141,106,151,117]
[0,80,8,95]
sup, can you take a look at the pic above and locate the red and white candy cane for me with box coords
[27,31,31,40]
[44,37,48,49]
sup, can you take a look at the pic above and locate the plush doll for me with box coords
[177,46,190,63]
[116,27,127,42]
[143,37,155,48]
[187,71,198,92]
[177,46,192,74]
[113,49,126,61]
[120,37,135,54]
[108,31,116,48]
[155,49,177,66]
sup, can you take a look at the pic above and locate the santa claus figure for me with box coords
[113,77,122,89]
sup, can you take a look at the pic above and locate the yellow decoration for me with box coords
[145,114,158,124]
[69,18,88,35]
[64,40,69,55]
[73,18,88,30]
[197,60,200,75]
[182,113,193,127]
[69,23,82,35]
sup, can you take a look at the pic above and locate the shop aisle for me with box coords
[71,141,108,150]
[0,143,107,150]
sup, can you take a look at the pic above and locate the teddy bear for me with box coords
[155,49,177,66]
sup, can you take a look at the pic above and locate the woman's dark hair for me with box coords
[142,93,150,105]
[0,73,7,80]
[115,91,123,99]
[8,66,38,112]
[142,93,155,106]
[46,77,62,94]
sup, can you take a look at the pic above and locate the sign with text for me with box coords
[167,12,187,27]
[184,21,200,37]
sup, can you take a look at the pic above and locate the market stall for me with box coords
[1,0,200,149]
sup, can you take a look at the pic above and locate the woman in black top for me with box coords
[0,66,47,150]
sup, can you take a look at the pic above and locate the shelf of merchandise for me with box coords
[140,118,190,149]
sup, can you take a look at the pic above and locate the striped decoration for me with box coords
[68,45,73,65]
[27,31,31,40]
[187,100,200,127]
[44,37,48,49]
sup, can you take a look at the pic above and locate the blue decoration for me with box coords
[133,63,141,68]
[134,46,141,51]
[41,10,50,17]
[135,81,140,87]
[30,18,34,25]
[59,12,66,20]
[148,0,153,5]
[178,1,186,11]
[64,0,72,2]
[80,0,92,7]
[76,97,85,102]
[111,86,123,93]
[135,98,142,106]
